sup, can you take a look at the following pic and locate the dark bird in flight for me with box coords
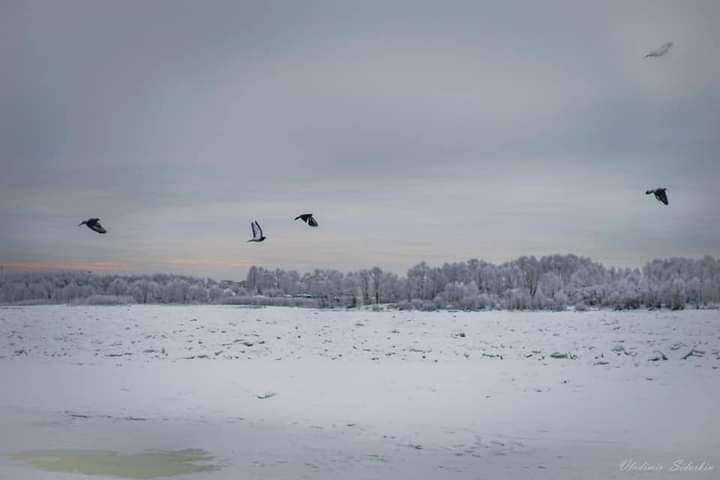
[248,220,267,242]
[646,188,669,205]
[79,218,107,234]
[644,42,673,58]
[294,213,319,227]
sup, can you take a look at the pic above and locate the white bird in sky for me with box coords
[644,41,673,58]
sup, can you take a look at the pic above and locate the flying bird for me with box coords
[294,213,319,227]
[644,42,673,58]
[248,220,267,242]
[79,218,107,234]
[646,188,669,205]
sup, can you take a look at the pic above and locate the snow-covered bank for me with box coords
[1,306,719,479]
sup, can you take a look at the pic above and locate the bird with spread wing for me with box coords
[646,188,669,206]
[644,42,672,58]
[294,213,319,227]
[79,218,107,234]
[248,220,267,242]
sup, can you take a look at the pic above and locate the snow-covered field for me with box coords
[1,305,719,479]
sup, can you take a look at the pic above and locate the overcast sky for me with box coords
[2,0,719,280]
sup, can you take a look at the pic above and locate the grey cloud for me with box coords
[2,0,719,278]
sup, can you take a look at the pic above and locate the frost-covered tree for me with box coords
[2,255,720,310]
[108,278,129,296]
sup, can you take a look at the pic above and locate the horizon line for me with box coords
[2,253,717,281]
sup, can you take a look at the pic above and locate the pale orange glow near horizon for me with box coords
[3,260,121,272]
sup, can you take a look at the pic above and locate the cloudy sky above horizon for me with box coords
[2,0,719,280]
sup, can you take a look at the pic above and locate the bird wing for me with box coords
[658,190,669,205]
[89,223,107,234]
[251,221,257,238]
[256,221,264,237]
[646,42,672,57]
[308,216,318,227]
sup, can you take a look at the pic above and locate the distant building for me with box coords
[219,279,246,290]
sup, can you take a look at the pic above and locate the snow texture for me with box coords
[1,305,719,479]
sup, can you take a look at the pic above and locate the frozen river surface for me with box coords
[1,305,719,479]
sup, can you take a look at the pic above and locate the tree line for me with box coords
[1,255,719,310]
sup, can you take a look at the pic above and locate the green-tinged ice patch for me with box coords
[8,448,219,478]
